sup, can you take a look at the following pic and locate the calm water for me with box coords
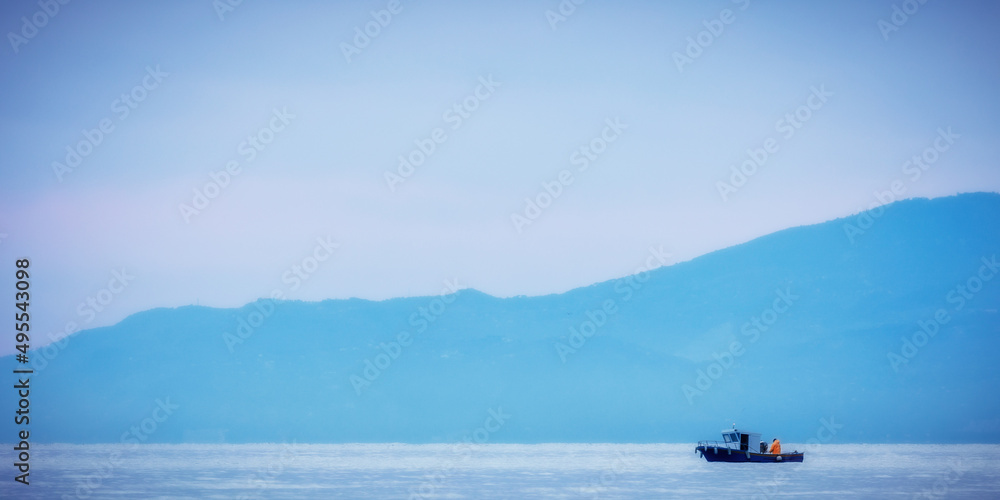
[2,444,998,499]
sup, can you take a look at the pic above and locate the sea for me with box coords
[2,444,998,499]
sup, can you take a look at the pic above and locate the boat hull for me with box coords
[695,445,804,463]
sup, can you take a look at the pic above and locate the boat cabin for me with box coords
[719,426,762,452]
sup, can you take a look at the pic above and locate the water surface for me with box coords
[2,444,998,499]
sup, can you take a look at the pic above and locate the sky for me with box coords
[1,0,998,349]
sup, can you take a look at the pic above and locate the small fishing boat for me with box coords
[695,425,804,463]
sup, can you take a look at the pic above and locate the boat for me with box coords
[695,425,804,463]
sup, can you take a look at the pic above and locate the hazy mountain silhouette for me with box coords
[6,193,999,444]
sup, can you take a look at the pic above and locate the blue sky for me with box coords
[1,0,998,347]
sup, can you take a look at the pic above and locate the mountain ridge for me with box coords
[4,192,999,444]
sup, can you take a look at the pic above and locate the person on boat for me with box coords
[769,438,781,454]
[759,441,767,453]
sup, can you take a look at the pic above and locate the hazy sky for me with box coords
[1,0,998,346]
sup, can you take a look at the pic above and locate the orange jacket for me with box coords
[770,440,781,454]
